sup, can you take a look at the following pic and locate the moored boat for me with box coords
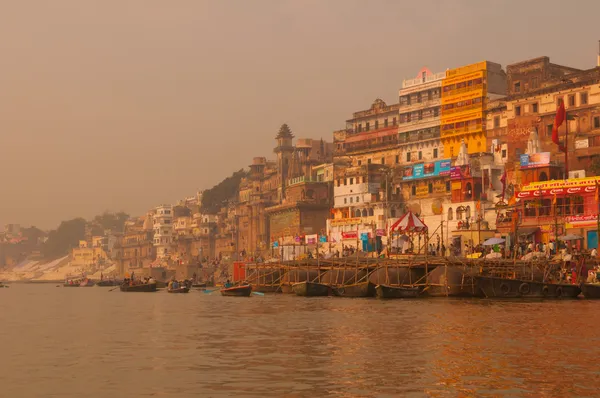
[220,285,252,297]
[375,284,420,299]
[292,281,331,297]
[475,276,581,299]
[63,281,80,287]
[167,287,190,293]
[334,281,376,297]
[120,283,158,292]
[96,280,120,287]
[191,282,207,288]
[79,278,94,287]
[580,283,600,298]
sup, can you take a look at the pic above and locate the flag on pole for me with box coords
[552,193,557,205]
[552,99,566,152]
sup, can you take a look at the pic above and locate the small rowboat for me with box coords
[167,287,190,293]
[220,285,252,297]
[120,283,157,292]
[292,281,331,297]
[80,278,95,287]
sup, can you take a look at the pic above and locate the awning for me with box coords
[518,227,539,236]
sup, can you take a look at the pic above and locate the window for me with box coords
[368,208,374,216]
[367,158,372,164]
[418,110,423,120]
[531,77,539,89]
[349,177,354,185]
[493,116,500,128]
[515,105,521,116]
[547,124,553,136]
[581,92,588,105]
[384,118,388,127]
[501,149,507,158]
[557,97,563,107]
[532,103,538,113]
[514,82,521,93]
[395,155,399,164]
[344,178,347,185]
[411,185,416,196]
[350,197,353,203]
[357,160,362,166]
[417,93,422,103]
[418,151,422,160]
[406,152,411,162]
[357,124,362,133]
[445,181,451,192]
[393,117,397,125]
[366,122,370,131]
[433,108,439,117]
[447,208,453,221]
[361,209,367,217]
[356,196,360,203]
[594,116,600,129]
[381,157,385,164]
[568,95,575,107]
[407,113,411,122]
[344,198,347,204]
[433,148,438,158]
[355,209,361,217]
[428,183,433,194]
[375,121,379,129]
[428,90,433,101]
[465,206,471,219]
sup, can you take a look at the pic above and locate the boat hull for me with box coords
[581,284,600,298]
[280,284,293,294]
[220,285,252,297]
[168,287,190,293]
[120,283,158,292]
[334,281,376,297]
[79,279,94,287]
[95,280,120,287]
[476,276,581,299]
[292,281,331,297]
[375,285,420,299]
[63,284,80,287]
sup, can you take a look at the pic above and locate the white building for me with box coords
[153,205,173,259]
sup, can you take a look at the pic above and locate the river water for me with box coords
[1,284,599,397]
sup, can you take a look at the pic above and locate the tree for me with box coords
[43,218,87,259]
[201,169,247,214]
[92,211,130,233]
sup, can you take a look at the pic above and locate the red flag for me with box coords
[500,170,507,201]
[552,99,566,152]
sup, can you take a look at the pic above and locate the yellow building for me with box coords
[441,61,506,158]
[71,237,109,267]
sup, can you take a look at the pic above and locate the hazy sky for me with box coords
[1,0,599,229]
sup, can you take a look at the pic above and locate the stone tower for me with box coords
[274,123,295,202]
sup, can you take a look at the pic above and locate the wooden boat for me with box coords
[375,285,420,299]
[475,276,581,299]
[292,281,331,297]
[191,282,207,288]
[220,285,252,297]
[280,284,293,294]
[580,283,600,298]
[154,280,168,289]
[167,287,190,293]
[79,278,95,287]
[96,280,120,287]
[120,283,157,292]
[63,281,80,287]
[333,281,376,297]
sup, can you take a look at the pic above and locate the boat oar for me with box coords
[203,288,220,294]
[251,291,265,296]
[108,286,120,292]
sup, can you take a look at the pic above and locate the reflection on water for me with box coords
[1,285,600,397]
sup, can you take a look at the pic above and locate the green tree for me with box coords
[43,218,87,259]
[201,169,247,214]
[92,211,130,233]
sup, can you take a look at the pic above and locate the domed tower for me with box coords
[274,123,295,202]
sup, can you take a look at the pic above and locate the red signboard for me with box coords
[342,231,358,239]
[516,185,597,199]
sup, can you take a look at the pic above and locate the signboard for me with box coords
[403,159,451,180]
[575,139,589,149]
[415,185,429,198]
[319,235,327,243]
[305,234,318,244]
[330,217,361,226]
[342,231,358,240]
[441,88,484,105]
[520,152,550,169]
[516,185,597,199]
[433,180,446,194]
[450,165,471,180]
[451,181,462,190]
[521,176,600,191]
[565,215,598,229]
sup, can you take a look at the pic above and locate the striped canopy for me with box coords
[390,211,427,233]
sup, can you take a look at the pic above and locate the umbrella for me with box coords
[389,211,427,233]
[482,237,506,246]
[559,234,584,241]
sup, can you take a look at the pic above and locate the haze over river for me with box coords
[1,284,599,397]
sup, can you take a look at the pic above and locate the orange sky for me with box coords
[0,0,598,229]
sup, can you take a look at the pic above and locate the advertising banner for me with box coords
[403,159,451,180]
[519,152,550,169]
[521,176,600,191]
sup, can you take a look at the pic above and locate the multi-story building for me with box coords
[441,61,506,158]
[153,205,173,259]
[114,214,155,277]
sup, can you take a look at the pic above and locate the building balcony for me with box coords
[399,98,441,113]
[397,115,440,129]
